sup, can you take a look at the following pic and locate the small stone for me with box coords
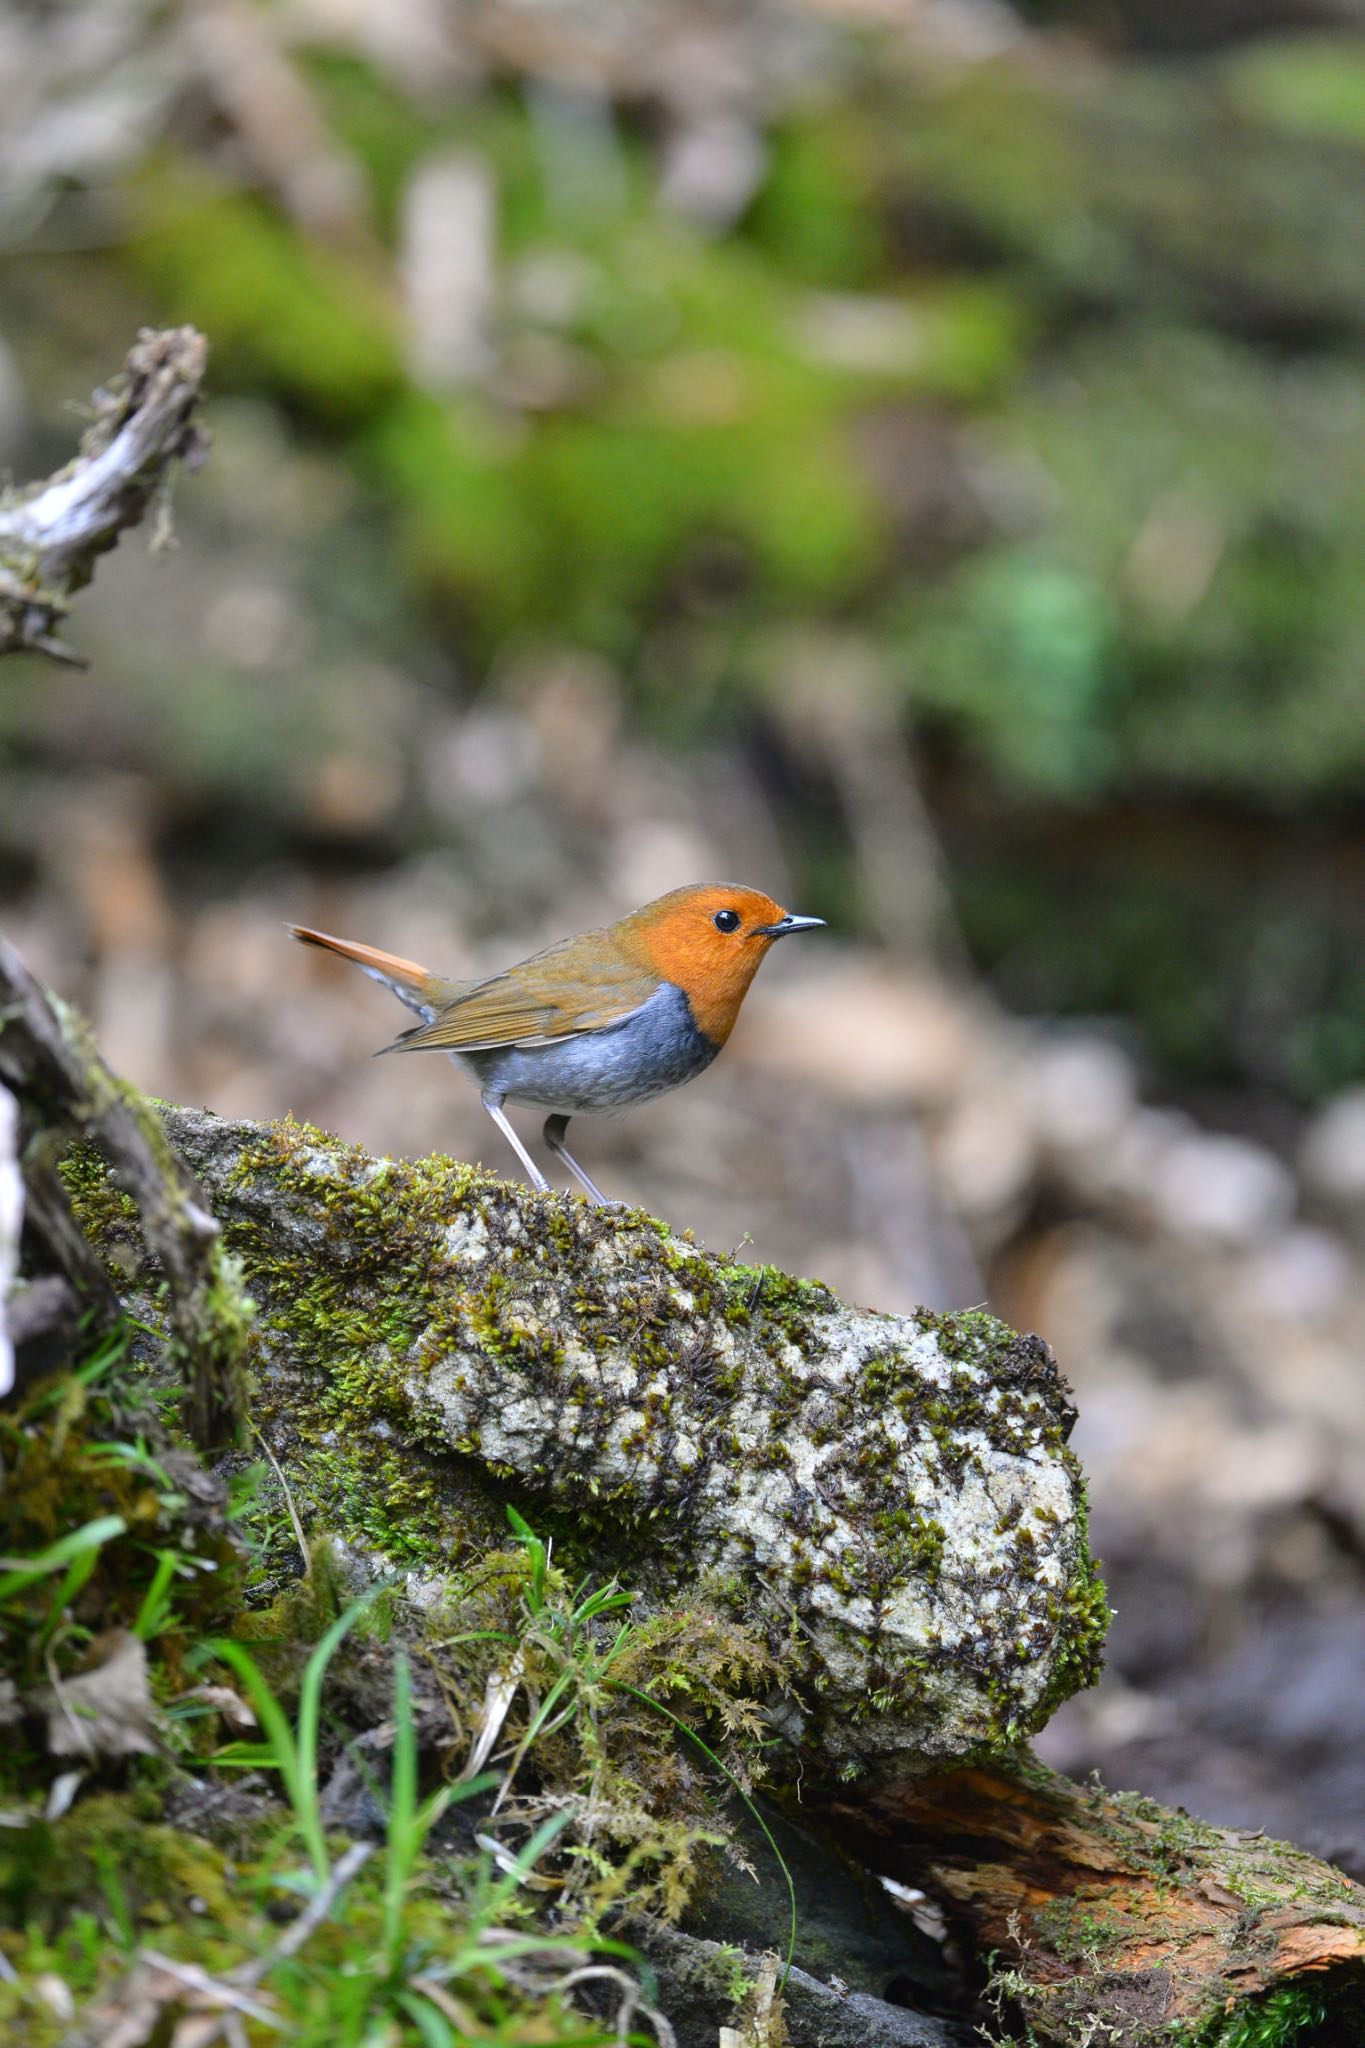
[1302,1087,1365,1209]
[1147,1134,1296,1248]
[1030,1037,1137,1157]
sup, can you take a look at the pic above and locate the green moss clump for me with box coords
[57,1141,141,1258]
[1028,1482,1110,1735]
[0,1331,246,1711]
[1196,1981,1365,2048]
[0,1792,235,1938]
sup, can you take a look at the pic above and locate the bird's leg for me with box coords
[542,1114,610,1206]
[481,1091,551,1193]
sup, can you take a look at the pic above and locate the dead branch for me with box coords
[0,326,209,664]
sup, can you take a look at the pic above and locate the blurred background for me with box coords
[3,0,1365,1871]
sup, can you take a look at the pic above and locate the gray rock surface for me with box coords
[110,1107,1104,1769]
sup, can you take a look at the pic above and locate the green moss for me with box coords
[1195,1980,1365,2048]
[1224,37,1365,150]
[57,1140,140,1254]
[1027,1481,1110,1736]
[0,1332,244,1706]
[0,1792,235,1937]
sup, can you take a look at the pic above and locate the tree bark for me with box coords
[828,1751,1365,2046]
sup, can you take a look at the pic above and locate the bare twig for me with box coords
[237,1839,374,1979]
[103,1845,373,2048]
[556,1963,678,2048]
[0,325,209,663]
[137,1954,280,2029]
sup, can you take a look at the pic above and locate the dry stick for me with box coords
[238,1839,375,1979]
[0,326,209,664]
[135,1843,375,2048]
[133,1955,280,2029]
[0,937,250,1446]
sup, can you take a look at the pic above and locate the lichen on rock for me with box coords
[71,1106,1107,1769]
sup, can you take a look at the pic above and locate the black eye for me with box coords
[712,908,741,934]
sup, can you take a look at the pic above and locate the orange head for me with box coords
[615,883,824,1046]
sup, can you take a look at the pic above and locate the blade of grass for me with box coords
[505,1505,549,1613]
[295,1585,387,1846]
[382,1651,420,1970]
[132,1548,182,1641]
[394,1988,459,2048]
[0,1515,126,1602]
[210,1638,313,1863]
[211,1587,386,1883]
[608,1680,797,1989]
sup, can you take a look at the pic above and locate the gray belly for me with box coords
[453,980,718,1113]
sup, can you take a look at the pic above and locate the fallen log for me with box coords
[829,1751,1365,2046]
[137,1100,1103,1771]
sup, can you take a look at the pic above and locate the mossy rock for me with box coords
[63,1106,1107,1772]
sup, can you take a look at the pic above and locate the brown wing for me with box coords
[382,935,659,1053]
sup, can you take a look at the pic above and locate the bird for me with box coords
[289,883,824,1203]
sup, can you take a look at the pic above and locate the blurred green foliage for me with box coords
[14,22,1365,1094]
[105,42,1365,810]
[130,166,402,422]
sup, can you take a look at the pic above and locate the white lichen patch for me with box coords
[442,1211,490,1261]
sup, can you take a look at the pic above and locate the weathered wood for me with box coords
[828,1752,1365,2046]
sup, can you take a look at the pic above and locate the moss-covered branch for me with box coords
[0,326,208,664]
[0,939,249,1444]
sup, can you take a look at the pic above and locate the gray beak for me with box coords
[759,913,826,939]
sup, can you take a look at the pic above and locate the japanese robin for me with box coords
[290,883,824,1202]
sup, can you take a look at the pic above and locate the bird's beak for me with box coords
[757,913,826,939]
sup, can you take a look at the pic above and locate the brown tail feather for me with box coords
[288,925,436,995]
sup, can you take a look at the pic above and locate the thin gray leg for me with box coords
[543,1114,610,1205]
[481,1091,551,1193]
